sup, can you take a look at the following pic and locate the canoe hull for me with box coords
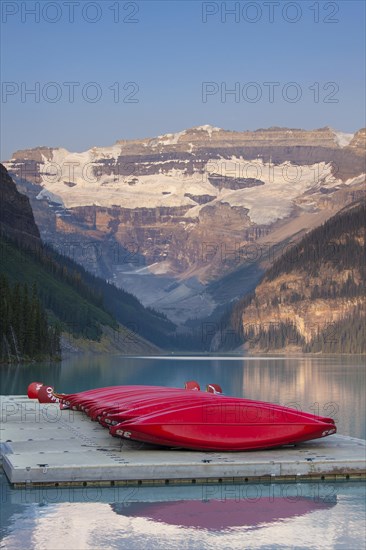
[112,401,336,451]
[113,421,336,451]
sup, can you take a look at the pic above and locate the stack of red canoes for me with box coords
[27,381,337,451]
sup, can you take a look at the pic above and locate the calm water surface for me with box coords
[1,354,365,549]
[1,354,365,438]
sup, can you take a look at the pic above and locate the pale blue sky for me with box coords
[1,0,365,159]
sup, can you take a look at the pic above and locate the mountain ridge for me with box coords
[4,126,365,325]
[8,125,363,156]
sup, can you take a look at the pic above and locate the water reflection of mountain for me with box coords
[111,495,337,530]
[239,357,366,438]
[0,362,62,396]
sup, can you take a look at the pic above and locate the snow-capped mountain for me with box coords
[4,126,365,324]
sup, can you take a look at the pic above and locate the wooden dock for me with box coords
[1,396,365,487]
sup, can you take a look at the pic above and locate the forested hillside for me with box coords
[0,163,175,361]
[225,201,365,354]
[0,275,61,362]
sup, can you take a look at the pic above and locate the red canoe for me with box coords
[111,399,336,451]
[85,388,212,420]
[99,392,220,426]
[54,384,202,411]
[103,393,335,427]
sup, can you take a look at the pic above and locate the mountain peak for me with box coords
[189,124,222,134]
[153,124,223,146]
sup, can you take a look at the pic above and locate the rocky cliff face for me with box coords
[4,126,365,324]
[230,201,365,353]
[0,163,40,245]
[347,128,366,153]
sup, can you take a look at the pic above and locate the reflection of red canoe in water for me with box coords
[111,496,337,530]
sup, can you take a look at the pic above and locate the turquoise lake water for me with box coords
[1,354,365,549]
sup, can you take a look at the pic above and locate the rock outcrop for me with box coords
[0,163,40,245]
[231,201,365,353]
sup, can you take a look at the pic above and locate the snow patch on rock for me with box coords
[332,130,354,148]
[344,173,366,186]
[36,188,65,206]
[185,157,341,224]
[156,130,187,146]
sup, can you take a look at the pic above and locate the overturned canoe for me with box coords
[111,399,336,451]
